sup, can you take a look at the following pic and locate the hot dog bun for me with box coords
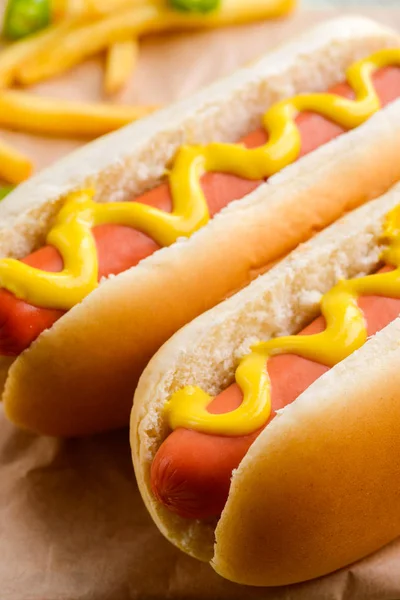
[3,16,400,436]
[131,181,400,585]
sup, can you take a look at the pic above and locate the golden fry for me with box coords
[88,0,159,16]
[17,0,294,86]
[186,0,296,26]
[51,0,69,20]
[104,39,138,96]
[0,90,158,138]
[0,19,78,88]
[55,0,89,18]
[17,3,163,85]
[153,0,296,29]
[53,0,160,19]
[0,139,32,184]
[69,0,91,16]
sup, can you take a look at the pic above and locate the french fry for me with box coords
[51,0,69,20]
[181,0,296,27]
[68,0,91,15]
[5,0,294,89]
[0,139,32,184]
[155,0,296,29]
[16,0,294,86]
[88,0,160,16]
[53,0,161,19]
[0,18,79,88]
[53,0,90,19]
[104,39,138,95]
[18,0,294,86]
[0,90,158,138]
[0,0,113,88]
[17,0,295,85]
[17,3,164,85]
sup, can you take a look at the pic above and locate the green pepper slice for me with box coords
[3,0,51,40]
[169,0,220,13]
[0,185,15,200]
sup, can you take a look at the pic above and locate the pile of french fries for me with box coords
[0,0,294,185]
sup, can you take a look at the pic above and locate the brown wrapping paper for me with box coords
[1,6,400,599]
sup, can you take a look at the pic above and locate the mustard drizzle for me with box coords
[165,206,400,437]
[1,48,400,310]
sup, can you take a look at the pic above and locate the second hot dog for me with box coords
[150,266,400,519]
[132,181,400,586]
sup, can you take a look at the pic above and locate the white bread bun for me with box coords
[3,16,400,436]
[131,180,400,585]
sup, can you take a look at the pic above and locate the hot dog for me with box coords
[150,264,399,520]
[6,70,400,357]
[131,184,400,587]
[3,16,400,436]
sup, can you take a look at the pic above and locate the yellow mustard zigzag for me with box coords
[0,48,399,310]
[165,205,400,437]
